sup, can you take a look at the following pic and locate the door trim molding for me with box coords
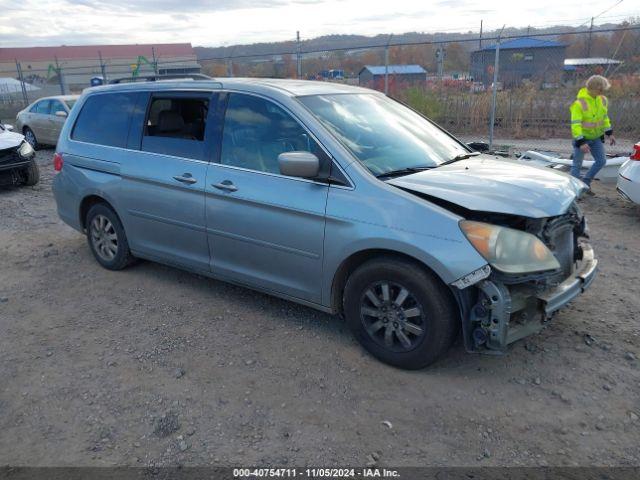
[206,226,320,259]
[128,209,206,233]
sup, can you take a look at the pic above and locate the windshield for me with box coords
[298,93,468,176]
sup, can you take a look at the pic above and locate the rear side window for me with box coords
[71,93,138,148]
[140,95,210,160]
[145,97,208,141]
[31,100,51,114]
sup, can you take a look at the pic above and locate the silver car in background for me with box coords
[51,79,597,369]
[15,95,79,148]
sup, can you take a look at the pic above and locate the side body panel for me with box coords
[320,160,489,307]
[206,164,329,303]
[204,92,330,303]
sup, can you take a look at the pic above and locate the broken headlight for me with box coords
[460,220,560,274]
[18,140,34,158]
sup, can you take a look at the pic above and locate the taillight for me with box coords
[631,143,640,161]
[53,152,63,171]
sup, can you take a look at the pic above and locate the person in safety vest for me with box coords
[570,75,616,193]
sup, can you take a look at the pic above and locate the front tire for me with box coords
[85,204,134,270]
[22,159,40,186]
[343,257,458,369]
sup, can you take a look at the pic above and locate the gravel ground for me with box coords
[1,149,639,468]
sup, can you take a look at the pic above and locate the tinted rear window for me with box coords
[71,93,138,147]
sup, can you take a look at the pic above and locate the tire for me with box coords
[85,203,134,270]
[343,256,458,369]
[22,159,40,186]
[23,127,38,149]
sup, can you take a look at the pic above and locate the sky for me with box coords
[0,0,637,48]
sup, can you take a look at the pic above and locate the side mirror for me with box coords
[55,110,68,118]
[3,124,14,131]
[278,151,320,178]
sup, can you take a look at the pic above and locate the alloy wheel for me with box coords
[24,129,36,147]
[90,214,118,262]
[360,281,426,352]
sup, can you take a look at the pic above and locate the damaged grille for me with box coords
[544,221,575,279]
[0,147,20,166]
[538,205,583,283]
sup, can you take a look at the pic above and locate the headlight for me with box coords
[460,220,560,274]
[18,141,34,158]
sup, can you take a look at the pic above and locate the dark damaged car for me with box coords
[0,122,38,187]
[51,79,596,369]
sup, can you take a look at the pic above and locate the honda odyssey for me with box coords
[52,79,597,369]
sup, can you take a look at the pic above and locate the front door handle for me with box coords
[212,180,238,192]
[173,174,197,185]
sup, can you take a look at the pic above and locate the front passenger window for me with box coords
[221,93,323,175]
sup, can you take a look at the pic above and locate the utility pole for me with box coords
[479,20,483,50]
[384,34,393,95]
[227,46,235,77]
[586,17,594,56]
[151,46,159,74]
[15,60,29,106]
[436,44,445,81]
[296,31,301,79]
[98,50,107,82]
[489,25,505,150]
[54,56,66,95]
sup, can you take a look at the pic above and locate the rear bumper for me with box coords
[617,174,640,205]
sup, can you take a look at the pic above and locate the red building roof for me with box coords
[0,43,194,62]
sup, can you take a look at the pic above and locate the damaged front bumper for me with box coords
[458,243,597,353]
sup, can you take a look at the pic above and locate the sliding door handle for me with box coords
[212,180,237,192]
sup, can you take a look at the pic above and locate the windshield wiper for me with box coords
[438,151,481,167]
[376,166,434,179]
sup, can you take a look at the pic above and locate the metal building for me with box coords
[358,65,427,89]
[470,38,566,87]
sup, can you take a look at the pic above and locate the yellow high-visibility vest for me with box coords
[570,87,612,141]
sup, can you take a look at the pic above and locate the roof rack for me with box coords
[109,73,213,84]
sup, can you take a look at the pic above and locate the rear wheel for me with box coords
[85,204,134,270]
[23,127,38,149]
[22,159,40,186]
[343,257,458,369]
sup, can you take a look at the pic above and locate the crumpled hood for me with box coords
[387,156,586,218]
[0,129,25,150]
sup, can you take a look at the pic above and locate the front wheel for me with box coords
[85,204,134,270]
[22,159,40,186]
[343,257,458,369]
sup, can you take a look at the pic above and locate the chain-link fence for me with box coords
[198,24,640,157]
[2,24,639,157]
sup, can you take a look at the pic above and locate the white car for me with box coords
[617,143,640,205]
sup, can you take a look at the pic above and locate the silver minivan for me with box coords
[52,79,597,369]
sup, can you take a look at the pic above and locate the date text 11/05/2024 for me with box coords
[233,468,401,478]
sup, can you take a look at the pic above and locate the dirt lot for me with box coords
[1,149,639,468]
